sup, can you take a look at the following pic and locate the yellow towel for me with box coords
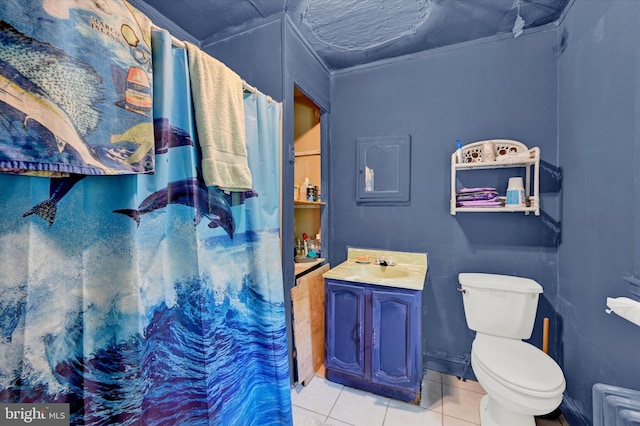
[185,42,252,192]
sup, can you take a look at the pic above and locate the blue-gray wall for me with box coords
[558,1,640,424]
[329,28,561,377]
[201,18,284,102]
[281,17,331,383]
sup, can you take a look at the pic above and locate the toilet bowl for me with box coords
[472,334,565,426]
[458,273,566,426]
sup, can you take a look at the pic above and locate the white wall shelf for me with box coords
[450,139,540,216]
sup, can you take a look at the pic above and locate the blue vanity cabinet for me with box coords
[325,279,422,403]
[325,280,366,377]
[371,289,421,390]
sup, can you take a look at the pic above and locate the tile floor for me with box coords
[290,369,568,426]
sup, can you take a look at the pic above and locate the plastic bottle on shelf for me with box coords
[315,233,321,257]
[307,241,317,258]
[455,139,463,163]
[303,177,310,200]
[307,185,316,201]
[506,177,526,206]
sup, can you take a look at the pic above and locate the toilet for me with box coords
[458,273,566,426]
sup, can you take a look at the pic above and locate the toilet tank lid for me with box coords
[459,273,542,294]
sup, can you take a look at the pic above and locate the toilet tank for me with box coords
[459,273,543,339]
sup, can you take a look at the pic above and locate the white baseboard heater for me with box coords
[593,383,640,425]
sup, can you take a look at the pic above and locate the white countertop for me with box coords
[322,248,428,291]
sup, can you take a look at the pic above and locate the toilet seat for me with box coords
[472,335,565,397]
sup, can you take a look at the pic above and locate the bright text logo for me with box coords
[0,404,69,425]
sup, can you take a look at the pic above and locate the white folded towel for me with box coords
[185,42,252,192]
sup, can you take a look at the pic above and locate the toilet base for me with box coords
[479,394,535,426]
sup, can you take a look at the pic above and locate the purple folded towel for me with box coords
[457,192,498,201]
[457,200,503,207]
[456,187,497,194]
[456,187,502,207]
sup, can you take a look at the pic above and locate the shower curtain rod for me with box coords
[150,24,274,102]
[150,23,185,48]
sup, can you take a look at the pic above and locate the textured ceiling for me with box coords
[139,0,570,70]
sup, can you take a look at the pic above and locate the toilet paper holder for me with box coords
[605,296,640,328]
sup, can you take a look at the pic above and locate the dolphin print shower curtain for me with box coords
[0,28,292,425]
[0,0,156,176]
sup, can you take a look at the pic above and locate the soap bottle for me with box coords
[307,241,317,258]
[455,139,463,163]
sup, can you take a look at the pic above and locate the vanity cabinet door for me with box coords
[370,288,421,390]
[325,280,366,377]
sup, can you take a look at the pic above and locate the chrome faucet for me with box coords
[375,256,396,266]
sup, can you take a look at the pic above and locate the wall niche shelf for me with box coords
[450,139,540,216]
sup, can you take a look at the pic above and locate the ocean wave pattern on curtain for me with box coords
[0,29,292,425]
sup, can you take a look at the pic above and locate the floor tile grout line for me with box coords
[442,384,487,395]
[380,397,391,426]
[292,404,338,421]
[324,384,344,423]
[440,377,445,425]
[444,412,481,425]
[441,374,487,395]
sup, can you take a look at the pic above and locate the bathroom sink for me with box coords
[348,264,410,279]
[322,247,428,291]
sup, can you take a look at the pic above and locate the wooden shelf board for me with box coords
[295,200,325,208]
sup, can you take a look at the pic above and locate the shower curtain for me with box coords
[0,29,292,425]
